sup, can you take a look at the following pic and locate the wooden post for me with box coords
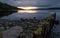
[0,27,3,38]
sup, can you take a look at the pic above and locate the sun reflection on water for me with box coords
[18,10,37,13]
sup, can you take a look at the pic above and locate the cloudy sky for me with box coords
[0,0,60,7]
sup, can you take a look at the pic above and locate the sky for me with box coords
[0,0,60,7]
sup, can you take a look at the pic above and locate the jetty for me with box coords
[0,13,59,38]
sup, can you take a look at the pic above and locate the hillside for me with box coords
[0,2,19,11]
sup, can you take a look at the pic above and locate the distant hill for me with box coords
[0,2,20,11]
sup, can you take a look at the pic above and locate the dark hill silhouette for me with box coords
[0,2,19,17]
[27,7,60,10]
[48,7,60,10]
[0,2,22,11]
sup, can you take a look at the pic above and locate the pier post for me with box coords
[0,27,3,38]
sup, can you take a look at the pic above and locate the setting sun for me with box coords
[17,7,38,10]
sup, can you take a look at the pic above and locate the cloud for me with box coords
[0,0,60,7]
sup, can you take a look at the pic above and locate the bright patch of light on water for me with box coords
[18,10,37,13]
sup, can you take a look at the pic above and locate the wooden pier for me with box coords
[0,13,59,38]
